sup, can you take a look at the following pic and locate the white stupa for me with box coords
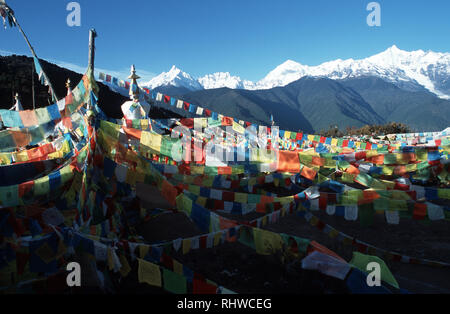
[121,65,150,120]
[13,93,24,111]
[66,78,72,96]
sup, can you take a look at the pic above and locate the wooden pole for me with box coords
[88,29,97,72]
[31,62,35,110]
[87,29,97,113]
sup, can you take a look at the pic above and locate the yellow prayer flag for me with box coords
[182,239,191,255]
[0,153,10,165]
[173,259,183,275]
[214,232,222,246]
[138,258,162,287]
[329,229,340,239]
[139,245,150,259]
[381,166,394,176]
[366,150,378,158]
[232,121,245,134]
[196,196,207,207]
[119,253,131,277]
[331,138,338,146]
[253,228,283,255]
[14,151,29,162]
[234,193,248,203]
[107,247,114,271]
[141,131,162,152]
[141,119,149,130]
[191,166,204,175]
[262,216,268,226]
[405,163,417,173]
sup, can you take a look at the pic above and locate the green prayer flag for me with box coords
[438,188,450,199]
[176,194,192,216]
[35,108,52,125]
[247,194,261,204]
[389,199,408,211]
[188,185,200,195]
[100,120,120,139]
[163,268,187,294]
[0,185,19,207]
[160,138,178,157]
[350,252,399,289]
[59,165,74,184]
[355,173,373,187]
[383,154,397,165]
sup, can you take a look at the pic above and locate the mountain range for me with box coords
[143,45,450,100]
[142,45,450,132]
[3,46,450,133]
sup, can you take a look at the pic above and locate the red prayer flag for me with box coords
[193,279,218,294]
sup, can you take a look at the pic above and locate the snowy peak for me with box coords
[143,65,202,91]
[256,60,309,89]
[198,72,242,89]
[198,72,256,90]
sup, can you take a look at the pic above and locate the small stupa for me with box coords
[121,65,150,120]
[13,93,23,111]
[66,78,72,96]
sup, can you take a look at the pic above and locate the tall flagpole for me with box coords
[1,1,58,102]
[88,29,97,72]
[87,29,97,113]
[32,63,35,110]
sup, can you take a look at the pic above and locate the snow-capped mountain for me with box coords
[198,72,256,90]
[258,45,450,99]
[142,45,450,99]
[143,65,202,91]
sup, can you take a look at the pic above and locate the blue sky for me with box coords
[1,0,450,81]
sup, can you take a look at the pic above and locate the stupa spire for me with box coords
[66,78,72,96]
[128,64,141,100]
[14,93,23,111]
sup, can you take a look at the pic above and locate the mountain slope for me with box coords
[0,55,180,120]
[341,76,450,131]
[181,77,385,133]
